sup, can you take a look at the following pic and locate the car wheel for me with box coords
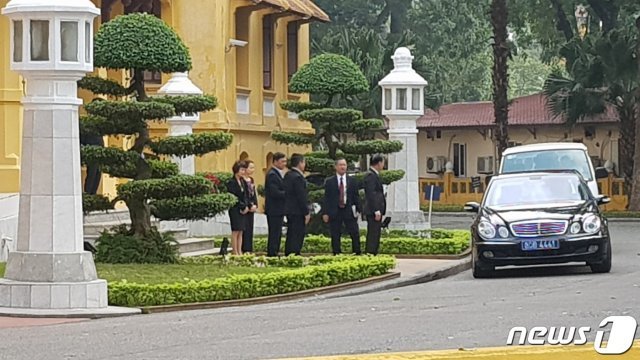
[472,256,494,278]
[589,238,612,274]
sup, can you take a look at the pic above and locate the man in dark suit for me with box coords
[363,154,386,255]
[264,152,287,257]
[322,158,361,255]
[283,153,310,256]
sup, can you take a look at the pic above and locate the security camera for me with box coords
[229,39,248,48]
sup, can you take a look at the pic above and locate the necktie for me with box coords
[339,176,345,208]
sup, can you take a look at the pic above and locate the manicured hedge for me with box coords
[250,230,470,255]
[107,255,395,307]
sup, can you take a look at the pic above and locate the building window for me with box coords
[143,71,162,83]
[453,143,467,177]
[128,0,162,84]
[235,8,251,88]
[263,15,274,90]
[287,22,299,82]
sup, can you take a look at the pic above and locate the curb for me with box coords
[139,272,401,314]
[321,255,472,299]
[605,218,640,223]
[248,250,471,260]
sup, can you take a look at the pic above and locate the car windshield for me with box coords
[501,149,593,181]
[484,174,590,208]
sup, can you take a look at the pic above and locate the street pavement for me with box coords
[0,223,638,360]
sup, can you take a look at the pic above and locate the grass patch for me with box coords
[97,263,283,285]
[1,255,397,308]
[0,262,282,284]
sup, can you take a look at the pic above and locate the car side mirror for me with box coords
[596,195,611,205]
[595,167,609,179]
[464,201,480,213]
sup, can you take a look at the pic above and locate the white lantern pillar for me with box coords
[0,0,138,316]
[157,72,203,175]
[378,47,429,230]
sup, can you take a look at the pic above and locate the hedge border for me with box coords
[141,272,400,314]
[248,233,470,256]
[107,255,396,307]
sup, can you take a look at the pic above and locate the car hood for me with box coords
[485,202,588,224]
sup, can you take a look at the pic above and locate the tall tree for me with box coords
[491,0,511,159]
[544,26,639,205]
[80,14,236,237]
[630,15,640,210]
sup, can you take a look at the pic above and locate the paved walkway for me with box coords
[0,317,87,329]
[393,259,453,278]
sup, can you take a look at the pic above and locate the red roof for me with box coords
[416,93,617,128]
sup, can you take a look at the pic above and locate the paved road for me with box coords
[0,223,638,360]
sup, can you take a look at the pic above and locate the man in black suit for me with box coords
[363,154,386,255]
[322,158,361,255]
[264,152,287,257]
[283,153,310,256]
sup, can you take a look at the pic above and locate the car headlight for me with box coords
[498,226,510,238]
[582,215,601,234]
[478,221,496,239]
[570,222,582,234]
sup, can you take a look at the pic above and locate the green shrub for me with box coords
[421,203,465,212]
[95,225,179,264]
[107,255,395,307]
[603,211,640,218]
[251,233,470,255]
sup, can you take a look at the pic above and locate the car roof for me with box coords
[502,142,587,156]
[490,170,586,182]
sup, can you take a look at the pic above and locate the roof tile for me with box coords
[416,93,616,128]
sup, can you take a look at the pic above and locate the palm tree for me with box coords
[543,27,639,209]
[490,0,510,160]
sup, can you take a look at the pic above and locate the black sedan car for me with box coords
[465,171,612,278]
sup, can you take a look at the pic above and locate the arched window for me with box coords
[265,152,274,173]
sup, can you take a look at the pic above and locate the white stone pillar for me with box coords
[379,48,429,230]
[0,0,138,316]
[158,72,202,175]
[387,117,421,211]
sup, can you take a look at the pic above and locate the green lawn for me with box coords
[0,262,283,285]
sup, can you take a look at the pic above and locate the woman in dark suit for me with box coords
[227,160,250,255]
[242,160,258,253]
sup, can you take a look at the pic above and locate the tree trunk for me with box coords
[618,104,636,197]
[491,0,510,160]
[128,68,153,235]
[628,16,640,211]
[127,197,152,237]
[549,0,574,41]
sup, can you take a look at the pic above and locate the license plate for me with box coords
[521,239,560,251]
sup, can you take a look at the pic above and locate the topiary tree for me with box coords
[273,54,405,234]
[81,13,236,238]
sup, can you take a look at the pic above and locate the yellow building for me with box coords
[0,0,328,195]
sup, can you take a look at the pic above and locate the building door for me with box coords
[453,143,467,177]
